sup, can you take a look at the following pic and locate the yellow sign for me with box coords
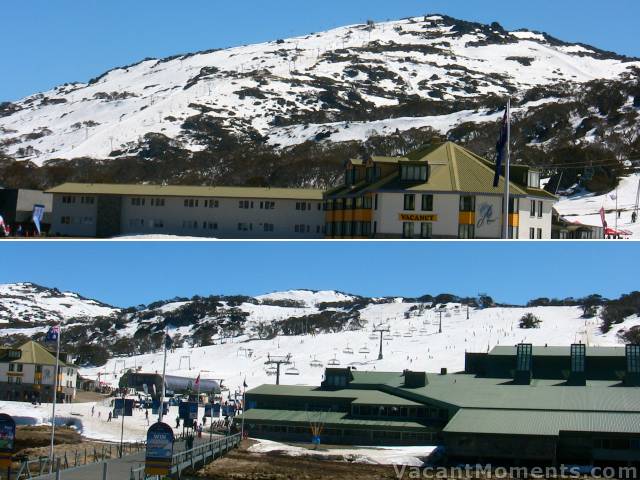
[398,213,438,222]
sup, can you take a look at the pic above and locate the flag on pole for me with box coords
[493,105,510,187]
[32,204,46,235]
[194,374,200,388]
[45,325,60,342]
[243,378,248,389]
[599,206,607,228]
[0,215,8,236]
[164,333,173,350]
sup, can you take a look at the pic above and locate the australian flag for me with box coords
[45,325,60,342]
[165,333,173,350]
[493,103,510,188]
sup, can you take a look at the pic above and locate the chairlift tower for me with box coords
[373,324,391,360]
[264,353,292,385]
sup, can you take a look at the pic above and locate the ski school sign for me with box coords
[145,422,174,475]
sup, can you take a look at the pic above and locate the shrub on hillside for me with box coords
[618,326,640,345]
[519,313,541,329]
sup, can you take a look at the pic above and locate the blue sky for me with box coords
[0,242,636,307]
[2,0,639,101]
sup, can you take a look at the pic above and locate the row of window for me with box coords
[60,216,94,225]
[352,404,447,420]
[402,222,433,238]
[8,364,23,372]
[126,219,322,233]
[61,195,95,204]
[249,423,434,441]
[403,194,433,212]
[529,227,544,239]
[326,196,374,211]
[530,199,544,218]
[295,202,321,211]
[326,221,373,237]
[400,164,428,182]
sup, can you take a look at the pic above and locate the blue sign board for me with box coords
[114,398,134,416]
[145,422,174,475]
[152,400,168,415]
[0,414,15,451]
[204,404,212,417]
[188,401,198,420]
[212,403,221,416]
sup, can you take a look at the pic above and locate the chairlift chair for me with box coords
[285,364,300,375]
[368,333,378,340]
[358,345,370,354]
[403,331,412,337]
[327,356,340,366]
[310,356,323,368]
[383,333,393,340]
[343,345,354,354]
[265,365,277,376]
[393,331,401,337]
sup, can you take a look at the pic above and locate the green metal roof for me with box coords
[12,341,69,367]
[46,183,324,200]
[241,409,430,430]
[443,408,640,436]
[247,384,421,406]
[333,142,556,199]
[489,345,626,357]
[394,373,640,413]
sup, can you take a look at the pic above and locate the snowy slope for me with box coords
[80,302,623,401]
[555,172,640,238]
[1,15,638,165]
[0,282,118,324]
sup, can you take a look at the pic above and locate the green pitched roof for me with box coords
[12,341,68,367]
[337,142,556,199]
[241,408,430,430]
[443,409,640,436]
[47,183,324,201]
[247,384,421,406]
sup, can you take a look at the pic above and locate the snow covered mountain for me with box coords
[1,15,639,189]
[0,282,118,325]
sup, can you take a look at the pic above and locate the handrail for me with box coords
[129,434,241,479]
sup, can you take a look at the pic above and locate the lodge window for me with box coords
[402,222,414,238]
[294,224,309,233]
[324,200,334,211]
[239,200,253,209]
[345,168,357,186]
[263,223,274,232]
[61,195,76,204]
[355,197,363,209]
[404,194,415,211]
[529,228,535,239]
[238,223,252,231]
[182,220,198,229]
[345,198,354,209]
[420,222,432,239]
[259,201,275,210]
[80,196,95,204]
[627,345,640,373]
[296,202,311,211]
[538,201,543,218]
[458,224,475,239]
[530,199,536,217]
[459,196,475,212]
[152,219,164,228]
[203,222,218,230]
[204,199,219,208]
[150,198,165,207]
[362,222,372,236]
[421,194,433,211]
[400,164,428,182]
[537,228,542,239]
[528,170,540,188]
[571,344,586,372]
[60,216,71,225]
[374,194,378,210]
[362,196,372,209]
[366,165,381,182]
[184,199,199,208]
[131,197,145,206]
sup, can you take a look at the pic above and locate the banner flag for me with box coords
[32,204,45,235]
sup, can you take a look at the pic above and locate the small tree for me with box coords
[519,313,542,329]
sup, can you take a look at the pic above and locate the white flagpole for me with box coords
[240,381,246,440]
[49,326,61,472]
[502,98,511,240]
[159,327,168,423]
